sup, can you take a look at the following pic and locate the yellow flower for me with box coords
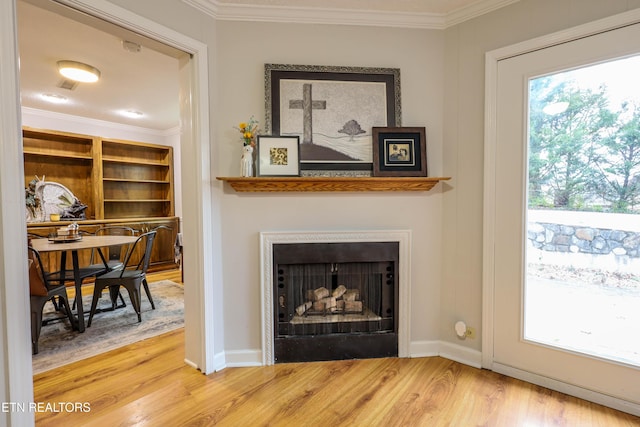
[235,116,260,146]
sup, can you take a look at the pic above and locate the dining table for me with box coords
[30,234,138,332]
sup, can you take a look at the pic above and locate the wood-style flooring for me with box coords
[33,270,640,426]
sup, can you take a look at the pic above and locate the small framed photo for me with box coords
[372,127,427,177]
[256,135,301,176]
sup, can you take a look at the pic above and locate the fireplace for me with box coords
[273,242,398,363]
[261,231,411,365]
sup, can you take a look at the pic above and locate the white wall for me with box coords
[442,0,640,351]
[214,2,640,360]
[46,0,640,361]
[215,21,446,356]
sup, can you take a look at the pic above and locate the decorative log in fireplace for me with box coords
[273,242,399,363]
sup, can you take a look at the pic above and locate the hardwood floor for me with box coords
[144,268,183,285]
[33,270,640,426]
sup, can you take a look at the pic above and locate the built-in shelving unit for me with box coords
[101,138,173,219]
[216,176,450,192]
[22,127,174,220]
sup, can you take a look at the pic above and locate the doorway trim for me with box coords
[0,1,34,425]
[484,8,640,415]
[54,0,221,374]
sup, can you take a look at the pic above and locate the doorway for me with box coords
[8,0,217,378]
[18,0,186,370]
[485,13,640,415]
[1,0,216,420]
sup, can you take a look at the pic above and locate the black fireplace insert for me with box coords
[273,242,399,363]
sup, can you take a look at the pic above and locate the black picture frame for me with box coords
[265,64,401,175]
[256,135,301,177]
[372,127,427,177]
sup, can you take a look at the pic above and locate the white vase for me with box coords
[241,145,254,177]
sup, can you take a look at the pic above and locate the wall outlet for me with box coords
[465,327,476,339]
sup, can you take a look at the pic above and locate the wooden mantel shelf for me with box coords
[216,176,450,192]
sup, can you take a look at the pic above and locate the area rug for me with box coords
[32,280,184,374]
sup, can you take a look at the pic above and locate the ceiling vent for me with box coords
[122,40,141,53]
[57,78,79,90]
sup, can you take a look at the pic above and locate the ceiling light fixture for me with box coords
[120,109,144,119]
[57,60,101,83]
[40,93,68,104]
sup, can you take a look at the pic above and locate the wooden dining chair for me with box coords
[82,226,138,310]
[92,225,137,272]
[28,247,76,354]
[87,230,157,326]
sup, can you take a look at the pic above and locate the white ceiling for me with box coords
[17,0,515,132]
[17,0,184,131]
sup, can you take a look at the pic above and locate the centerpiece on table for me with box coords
[236,117,260,177]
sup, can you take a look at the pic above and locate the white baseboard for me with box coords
[437,341,483,369]
[188,351,227,373]
[224,349,263,367]
[220,341,482,369]
[408,340,439,358]
[184,357,199,371]
[409,340,482,368]
[493,363,640,417]
[212,351,227,371]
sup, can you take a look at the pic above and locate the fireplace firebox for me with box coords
[273,242,399,363]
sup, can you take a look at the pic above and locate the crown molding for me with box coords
[445,0,520,27]
[21,107,178,138]
[182,0,519,29]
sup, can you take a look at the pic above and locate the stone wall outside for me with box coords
[528,222,640,257]
[527,210,640,274]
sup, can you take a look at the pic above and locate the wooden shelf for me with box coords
[103,178,170,184]
[104,199,171,203]
[102,157,169,166]
[216,176,450,192]
[22,127,93,159]
[24,150,93,161]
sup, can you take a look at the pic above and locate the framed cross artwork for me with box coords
[264,64,401,176]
